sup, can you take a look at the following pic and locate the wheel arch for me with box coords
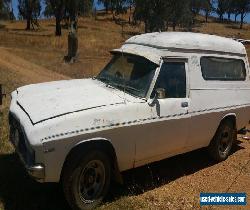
[207,113,237,161]
[209,113,237,145]
[60,138,123,184]
[208,113,237,146]
[220,113,237,129]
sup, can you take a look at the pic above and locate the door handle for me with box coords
[181,102,189,108]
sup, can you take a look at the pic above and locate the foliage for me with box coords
[216,0,228,21]
[18,0,41,30]
[133,0,193,32]
[98,0,127,15]
[235,0,250,28]
[214,0,250,28]
[201,0,213,22]
[78,0,94,16]
[44,0,93,36]
[0,0,14,20]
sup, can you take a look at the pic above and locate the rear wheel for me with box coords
[62,149,111,210]
[208,119,236,161]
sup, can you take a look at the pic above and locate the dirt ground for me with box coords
[0,47,69,83]
[0,15,250,210]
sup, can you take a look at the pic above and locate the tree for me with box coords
[201,0,213,22]
[44,0,93,36]
[44,0,65,36]
[231,0,240,23]
[133,0,193,32]
[18,0,41,30]
[169,0,192,31]
[44,0,53,17]
[127,0,135,24]
[225,0,234,21]
[134,0,167,32]
[191,0,202,17]
[78,0,94,16]
[216,0,227,22]
[235,0,250,29]
[110,0,127,20]
[0,0,13,19]
[98,0,110,14]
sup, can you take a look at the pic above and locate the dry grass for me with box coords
[1,15,250,80]
[192,16,250,40]
[0,14,143,78]
[0,13,250,210]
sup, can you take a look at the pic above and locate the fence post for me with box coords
[64,18,78,63]
[0,84,3,106]
[0,84,6,107]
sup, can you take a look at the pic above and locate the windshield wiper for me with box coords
[97,76,117,89]
[113,83,141,93]
[97,76,111,85]
[97,76,109,83]
[98,77,142,94]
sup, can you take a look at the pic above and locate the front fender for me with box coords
[42,136,117,183]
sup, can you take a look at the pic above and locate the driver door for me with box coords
[135,60,190,166]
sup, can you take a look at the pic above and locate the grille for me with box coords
[9,112,35,166]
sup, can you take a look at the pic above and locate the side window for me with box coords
[201,57,246,81]
[152,62,186,98]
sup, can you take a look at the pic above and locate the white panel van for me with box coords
[9,32,250,209]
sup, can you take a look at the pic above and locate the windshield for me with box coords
[96,53,158,98]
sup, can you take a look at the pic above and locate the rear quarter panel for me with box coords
[187,54,250,149]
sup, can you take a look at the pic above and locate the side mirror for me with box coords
[156,88,166,99]
[148,88,166,106]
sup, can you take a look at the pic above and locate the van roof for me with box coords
[113,32,247,64]
[125,32,246,55]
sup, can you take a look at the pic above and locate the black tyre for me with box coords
[62,149,111,210]
[208,119,236,162]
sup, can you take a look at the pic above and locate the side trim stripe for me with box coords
[41,103,250,142]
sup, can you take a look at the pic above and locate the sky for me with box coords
[11,0,250,23]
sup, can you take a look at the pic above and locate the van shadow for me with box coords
[0,154,69,210]
[0,140,245,210]
[107,140,245,201]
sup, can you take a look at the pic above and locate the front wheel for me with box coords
[62,150,111,210]
[208,119,236,162]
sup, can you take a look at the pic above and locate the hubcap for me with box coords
[78,160,105,203]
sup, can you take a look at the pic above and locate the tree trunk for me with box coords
[235,14,237,23]
[205,12,208,23]
[55,17,62,36]
[219,14,223,22]
[173,23,176,31]
[145,20,148,33]
[173,18,176,31]
[26,18,31,30]
[228,13,231,21]
[240,13,244,29]
[129,5,132,24]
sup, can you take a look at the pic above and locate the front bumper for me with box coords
[14,142,46,182]
[14,147,45,182]
[27,164,45,181]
